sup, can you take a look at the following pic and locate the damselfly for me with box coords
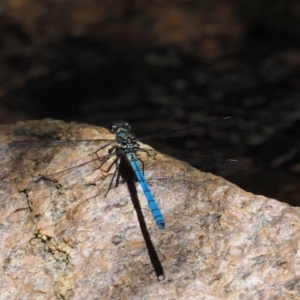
[9,117,246,229]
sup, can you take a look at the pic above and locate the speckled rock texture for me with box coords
[1,119,300,299]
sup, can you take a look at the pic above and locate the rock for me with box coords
[1,119,299,299]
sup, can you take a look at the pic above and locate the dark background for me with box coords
[1,0,300,205]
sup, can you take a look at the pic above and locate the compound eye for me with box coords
[110,123,118,133]
[110,121,131,133]
[121,122,131,131]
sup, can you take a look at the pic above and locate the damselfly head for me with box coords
[111,121,131,133]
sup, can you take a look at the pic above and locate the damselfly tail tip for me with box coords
[157,221,166,229]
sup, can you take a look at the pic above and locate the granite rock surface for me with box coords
[1,119,299,299]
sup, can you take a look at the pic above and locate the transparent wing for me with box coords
[167,154,246,170]
[24,152,118,217]
[139,117,243,140]
[24,153,118,222]
[42,155,109,184]
[9,139,114,149]
[140,149,246,170]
